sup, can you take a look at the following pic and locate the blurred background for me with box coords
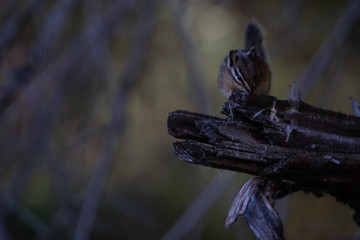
[0,0,359,239]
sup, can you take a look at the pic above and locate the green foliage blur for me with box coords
[0,0,359,239]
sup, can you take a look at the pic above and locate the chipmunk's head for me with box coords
[226,47,257,94]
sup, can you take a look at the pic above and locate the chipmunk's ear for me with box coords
[246,46,255,59]
[228,50,238,67]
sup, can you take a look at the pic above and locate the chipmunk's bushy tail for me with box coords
[245,19,266,61]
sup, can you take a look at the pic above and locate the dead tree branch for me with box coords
[167,90,360,239]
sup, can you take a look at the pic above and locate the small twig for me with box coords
[351,97,360,117]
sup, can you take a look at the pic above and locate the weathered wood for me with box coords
[167,90,360,227]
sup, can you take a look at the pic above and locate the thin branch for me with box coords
[73,1,157,239]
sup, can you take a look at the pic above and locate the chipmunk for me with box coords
[218,19,271,97]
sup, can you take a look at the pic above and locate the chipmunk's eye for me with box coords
[235,70,244,81]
